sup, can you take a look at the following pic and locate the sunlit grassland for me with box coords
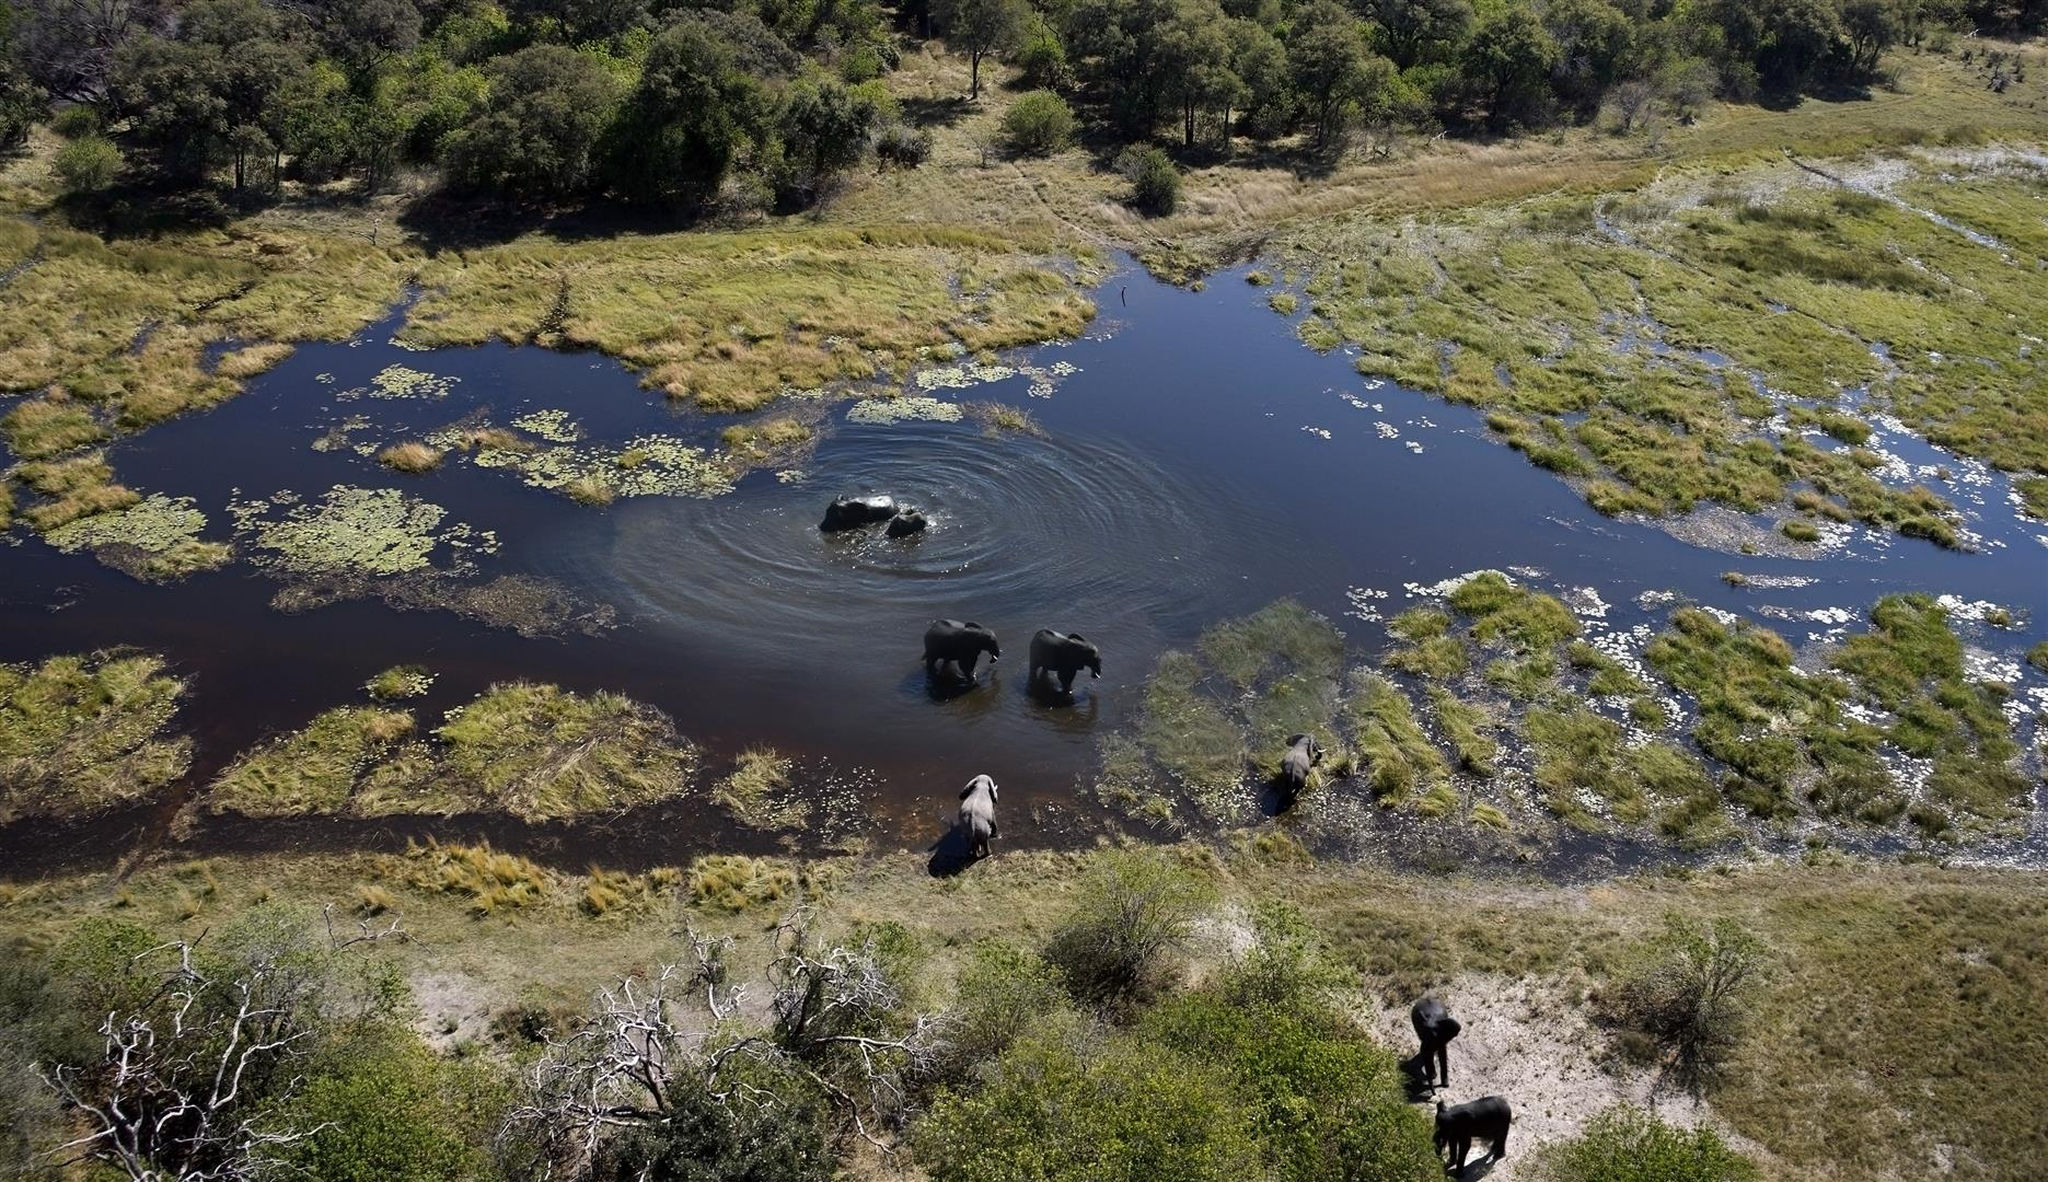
[3,843,2043,1178]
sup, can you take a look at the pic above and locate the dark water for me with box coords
[4,257,2044,872]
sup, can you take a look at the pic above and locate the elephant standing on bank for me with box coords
[924,620,1000,682]
[956,774,999,858]
[1435,1096,1511,1171]
[1028,630,1101,696]
[1410,996,1462,1089]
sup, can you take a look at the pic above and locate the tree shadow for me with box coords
[899,94,975,130]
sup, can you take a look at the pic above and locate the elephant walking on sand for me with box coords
[1435,1096,1511,1171]
[924,620,1000,682]
[1410,996,1462,1089]
[1028,630,1101,696]
[957,774,999,858]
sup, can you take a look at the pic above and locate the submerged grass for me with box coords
[711,745,805,831]
[0,650,191,823]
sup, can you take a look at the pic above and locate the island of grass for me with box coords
[0,650,191,823]
[207,681,698,824]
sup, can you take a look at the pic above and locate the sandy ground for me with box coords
[1360,976,1755,1180]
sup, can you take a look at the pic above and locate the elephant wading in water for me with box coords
[924,620,1000,683]
[1029,630,1101,697]
[1435,1096,1511,1172]
[1278,733,1322,799]
[820,495,899,532]
[956,774,999,858]
[886,509,929,538]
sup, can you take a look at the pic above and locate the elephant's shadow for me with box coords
[1257,774,1298,817]
[1397,1054,1441,1103]
[900,666,1002,711]
[925,823,982,878]
[1447,1156,1499,1181]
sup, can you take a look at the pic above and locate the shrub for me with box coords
[276,1029,491,1182]
[1044,851,1215,1011]
[874,122,932,168]
[1013,16,1073,90]
[1533,1105,1759,1181]
[52,105,101,139]
[937,939,1068,1077]
[54,135,121,194]
[1119,146,1180,215]
[1001,90,1074,156]
[1600,916,1767,1089]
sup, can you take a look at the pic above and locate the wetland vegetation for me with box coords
[2,0,2047,1175]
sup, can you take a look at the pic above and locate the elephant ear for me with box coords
[1068,633,1086,642]
[964,621,981,629]
[959,782,976,799]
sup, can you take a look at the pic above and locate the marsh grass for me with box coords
[718,416,815,460]
[1345,671,1446,805]
[377,441,445,473]
[206,681,697,823]
[364,665,434,702]
[964,400,1043,435]
[711,745,806,831]
[12,452,139,531]
[209,706,417,817]
[0,650,191,823]
[562,474,616,506]
[1,397,108,459]
[401,838,554,916]
[685,854,797,912]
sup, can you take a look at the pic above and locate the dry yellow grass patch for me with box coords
[377,441,445,473]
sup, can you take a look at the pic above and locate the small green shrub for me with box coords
[1119,146,1180,215]
[1532,1105,1759,1181]
[51,105,101,138]
[1002,91,1075,156]
[1044,850,1215,1011]
[55,135,121,193]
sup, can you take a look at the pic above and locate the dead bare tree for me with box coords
[40,910,409,1181]
[513,914,951,1177]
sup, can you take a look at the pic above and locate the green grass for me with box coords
[685,854,797,912]
[1427,686,1497,776]
[364,665,434,702]
[1344,671,1446,805]
[711,745,806,830]
[0,651,191,823]
[377,441,446,473]
[205,682,698,824]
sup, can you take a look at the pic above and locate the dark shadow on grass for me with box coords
[899,94,975,129]
[925,823,981,877]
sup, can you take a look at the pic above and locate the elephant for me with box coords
[886,509,929,538]
[1279,733,1322,797]
[1028,630,1101,696]
[820,495,900,532]
[1434,1096,1511,1171]
[924,619,1000,682]
[956,774,999,858]
[1410,997,1462,1089]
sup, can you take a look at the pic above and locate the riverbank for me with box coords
[3,839,2042,1178]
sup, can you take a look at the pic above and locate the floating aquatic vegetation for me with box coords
[44,494,232,582]
[1302,426,1332,440]
[913,363,1016,392]
[0,650,192,823]
[512,408,583,443]
[340,364,461,401]
[274,572,616,638]
[365,665,435,702]
[230,485,496,577]
[776,469,807,484]
[311,415,373,453]
[847,396,963,425]
[471,435,736,500]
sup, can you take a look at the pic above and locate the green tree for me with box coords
[111,0,306,188]
[605,19,773,207]
[1013,12,1073,89]
[935,0,1028,98]
[1287,1,1393,147]
[1543,0,1633,120]
[772,75,880,205]
[1160,0,1242,147]
[1840,0,1900,76]
[1227,17,1289,138]
[1371,0,1473,69]
[1462,1,1560,129]
[445,45,619,197]
[1001,87,1075,153]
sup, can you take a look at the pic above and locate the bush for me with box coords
[54,135,121,194]
[873,122,932,168]
[1118,145,1180,215]
[276,1030,494,1182]
[1013,16,1073,90]
[1044,851,1215,1011]
[1001,90,1074,156]
[1600,916,1767,1089]
[1533,1105,1759,1181]
[51,105,101,138]
[936,939,1069,1077]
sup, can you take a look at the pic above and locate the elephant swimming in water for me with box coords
[924,619,1000,681]
[820,495,900,532]
[1029,629,1101,696]
[956,773,999,858]
[887,509,929,538]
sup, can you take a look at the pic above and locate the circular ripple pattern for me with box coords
[603,420,1224,652]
